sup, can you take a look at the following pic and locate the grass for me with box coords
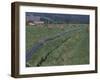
[26,24,89,67]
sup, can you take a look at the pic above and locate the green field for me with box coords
[26,24,89,67]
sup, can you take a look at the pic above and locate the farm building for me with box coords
[26,20,44,26]
[26,15,44,26]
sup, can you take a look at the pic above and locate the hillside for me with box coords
[26,12,89,24]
